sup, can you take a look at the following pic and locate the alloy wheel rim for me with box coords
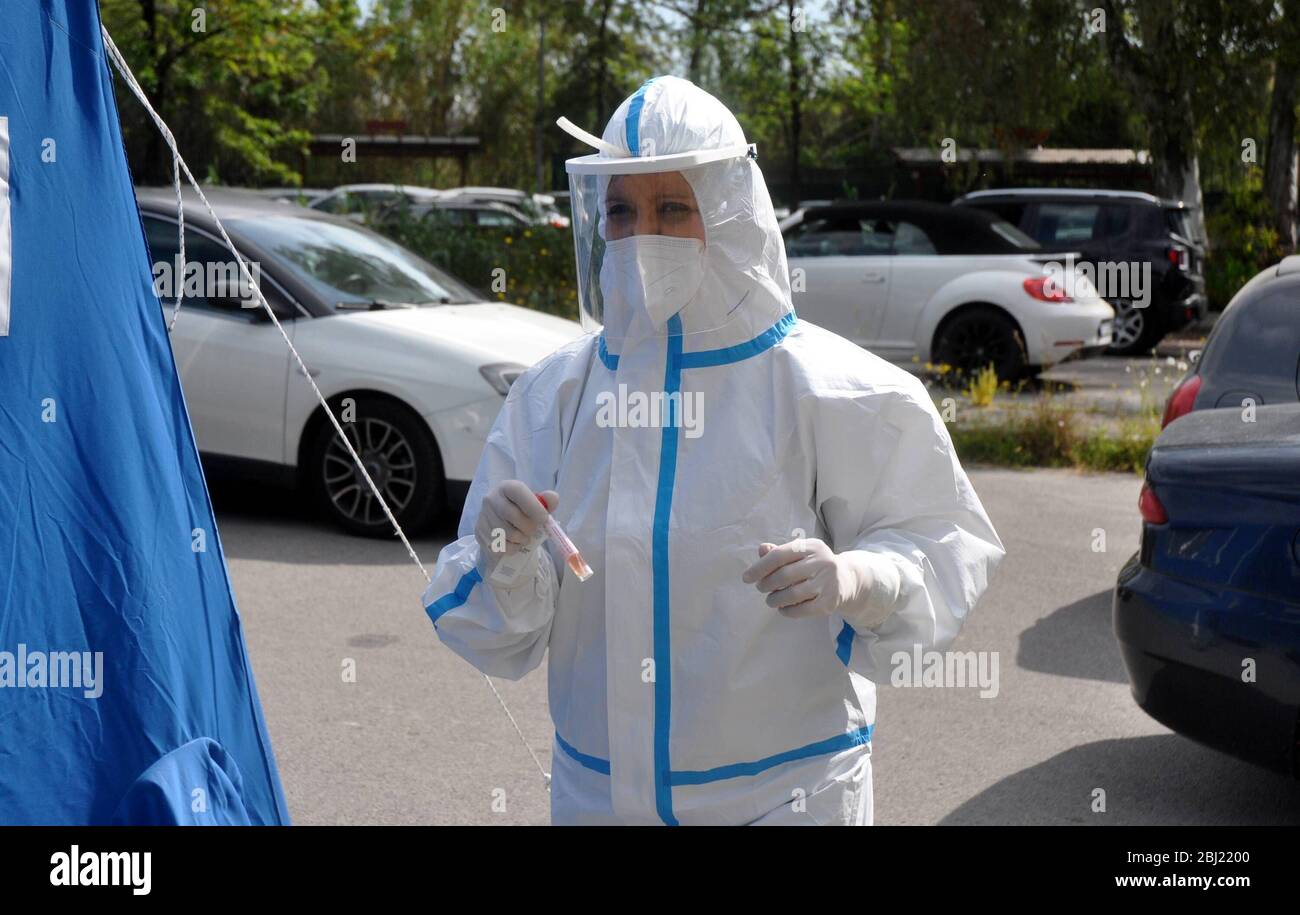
[1111,300,1144,348]
[948,319,1012,374]
[323,417,417,525]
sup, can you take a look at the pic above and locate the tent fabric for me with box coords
[0,0,289,825]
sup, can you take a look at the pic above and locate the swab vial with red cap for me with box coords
[537,494,593,582]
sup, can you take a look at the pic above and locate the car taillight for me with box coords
[1166,245,1189,272]
[1138,483,1168,525]
[1023,275,1072,302]
[1161,373,1201,428]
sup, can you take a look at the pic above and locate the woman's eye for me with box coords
[606,202,632,219]
[661,202,691,216]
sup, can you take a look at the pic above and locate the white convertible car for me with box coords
[782,201,1114,378]
[136,187,583,536]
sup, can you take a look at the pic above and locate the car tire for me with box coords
[1106,298,1162,355]
[306,395,444,538]
[933,306,1028,381]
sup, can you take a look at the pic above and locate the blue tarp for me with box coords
[0,0,289,825]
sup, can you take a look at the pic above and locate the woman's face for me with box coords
[604,171,706,242]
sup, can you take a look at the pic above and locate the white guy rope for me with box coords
[166,142,184,332]
[101,26,550,788]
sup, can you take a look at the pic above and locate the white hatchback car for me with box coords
[782,201,1114,378]
[137,187,583,536]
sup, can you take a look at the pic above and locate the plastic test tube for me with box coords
[536,494,593,582]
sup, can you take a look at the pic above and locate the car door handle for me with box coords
[298,363,319,378]
[862,272,886,283]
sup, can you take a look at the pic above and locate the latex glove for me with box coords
[742,538,900,630]
[474,481,559,586]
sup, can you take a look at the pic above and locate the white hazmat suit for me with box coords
[422,76,1004,825]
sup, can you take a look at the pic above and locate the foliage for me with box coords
[1203,179,1288,308]
[948,394,1159,473]
[963,364,1000,408]
[382,212,579,318]
[102,0,363,186]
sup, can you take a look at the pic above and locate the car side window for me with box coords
[476,209,521,227]
[786,218,851,256]
[1098,204,1132,238]
[434,208,470,225]
[1032,203,1101,244]
[315,193,350,214]
[786,216,901,257]
[892,221,937,255]
[142,216,293,320]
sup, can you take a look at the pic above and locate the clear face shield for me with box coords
[563,125,784,349]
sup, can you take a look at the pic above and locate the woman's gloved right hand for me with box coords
[474,480,559,582]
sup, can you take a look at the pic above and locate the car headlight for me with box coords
[479,362,526,396]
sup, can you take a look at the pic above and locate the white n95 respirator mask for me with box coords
[597,235,705,330]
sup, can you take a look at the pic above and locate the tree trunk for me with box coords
[687,0,708,84]
[595,0,613,128]
[139,0,167,184]
[786,0,802,204]
[1100,0,1206,243]
[536,14,546,193]
[1265,51,1299,251]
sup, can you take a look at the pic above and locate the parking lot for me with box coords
[215,466,1300,826]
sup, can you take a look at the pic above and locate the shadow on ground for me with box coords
[208,477,459,565]
[1017,589,1128,685]
[939,734,1300,825]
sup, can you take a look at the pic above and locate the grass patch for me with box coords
[948,396,1159,473]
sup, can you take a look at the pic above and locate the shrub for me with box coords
[963,363,999,407]
[1204,180,1287,310]
[948,395,1158,473]
[381,210,579,319]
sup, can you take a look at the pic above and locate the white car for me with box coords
[783,201,1114,377]
[440,186,571,228]
[309,183,445,224]
[137,187,583,536]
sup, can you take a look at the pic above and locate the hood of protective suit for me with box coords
[564,76,794,350]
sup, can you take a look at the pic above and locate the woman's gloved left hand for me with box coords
[742,538,901,630]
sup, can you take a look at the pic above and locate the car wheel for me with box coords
[307,396,444,538]
[933,306,1028,381]
[1106,299,1162,355]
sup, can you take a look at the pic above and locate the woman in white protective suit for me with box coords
[422,76,1004,825]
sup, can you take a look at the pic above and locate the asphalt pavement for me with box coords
[213,467,1300,825]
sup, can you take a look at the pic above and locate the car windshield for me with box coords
[230,215,480,307]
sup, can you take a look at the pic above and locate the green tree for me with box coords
[102,0,361,186]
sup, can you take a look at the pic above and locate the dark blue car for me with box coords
[1161,256,1300,427]
[1114,404,1300,775]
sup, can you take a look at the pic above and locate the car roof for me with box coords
[956,187,1187,208]
[444,185,525,198]
[800,199,1004,229]
[442,186,558,207]
[324,183,443,198]
[135,185,350,223]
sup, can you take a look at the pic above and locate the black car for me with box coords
[1162,257,1300,428]
[1113,404,1300,775]
[955,188,1207,355]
